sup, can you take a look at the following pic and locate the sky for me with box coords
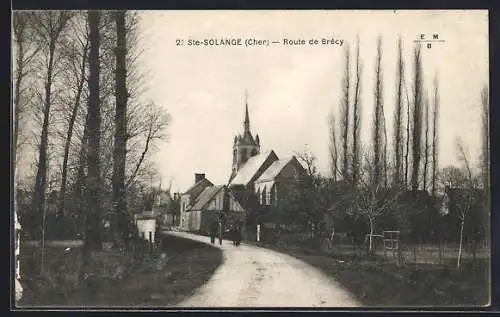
[135,10,489,193]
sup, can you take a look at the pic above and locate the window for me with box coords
[269,185,274,206]
[261,186,266,205]
[241,148,247,163]
[273,184,278,206]
[265,187,271,206]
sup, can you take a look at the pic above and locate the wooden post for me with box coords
[383,232,387,260]
[438,239,443,264]
[149,231,153,253]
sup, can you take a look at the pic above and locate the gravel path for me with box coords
[164,231,360,308]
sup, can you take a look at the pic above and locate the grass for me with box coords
[17,235,223,308]
[255,239,490,307]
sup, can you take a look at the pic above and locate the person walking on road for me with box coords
[218,218,223,245]
[234,220,242,246]
[209,220,218,244]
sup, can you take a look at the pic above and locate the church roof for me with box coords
[229,150,279,186]
[255,156,299,183]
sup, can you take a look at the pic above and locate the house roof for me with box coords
[255,156,299,183]
[189,186,224,211]
[156,191,172,206]
[183,178,214,199]
[229,150,278,186]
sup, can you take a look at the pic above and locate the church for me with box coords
[228,100,307,232]
[179,98,307,235]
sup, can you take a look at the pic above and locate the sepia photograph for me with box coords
[12,10,490,309]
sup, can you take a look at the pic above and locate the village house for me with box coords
[151,189,180,226]
[179,174,245,233]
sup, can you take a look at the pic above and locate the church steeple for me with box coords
[244,101,250,131]
[244,90,250,133]
[230,91,261,181]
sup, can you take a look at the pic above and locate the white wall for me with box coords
[136,218,157,243]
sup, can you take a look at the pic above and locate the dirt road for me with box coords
[165,231,360,307]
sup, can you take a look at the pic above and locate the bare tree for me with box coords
[480,86,489,191]
[29,11,73,240]
[13,12,41,167]
[57,15,89,218]
[113,10,129,241]
[125,102,170,188]
[340,44,351,180]
[454,138,479,269]
[382,98,388,188]
[431,76,440,196]
[372,36,384,187]
[347,148,404,253]
[411,45,423,192]
[328,112,338,182]
[393,36,404,186]
[351,35,362,184]
[404,71,411,189]
[85,10,102,252]
[294,148,324,234]
[479,85,489,254]
[423,94,430,192]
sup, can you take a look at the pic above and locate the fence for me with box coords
[263,229,490,267]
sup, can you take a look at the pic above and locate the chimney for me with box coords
[195,173,206,184]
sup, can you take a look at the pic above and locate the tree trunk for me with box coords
[341,46,350,180]
[373,36,383,187]
[58,40,89,219]
[423,96,430,192]
[369,218,374,253]
[383,112,388,188]
[352,37,361,184]
[411,46,423,192]
[85,10,102,252]
[404,79,411,189]
[393,36,403,187]
[113,10,129,242]
[472,239,477,271]
[431,78,439,196]
[31,38,56,240]
[457,216,465,270]
[40,201,48,274]
[13,29,25,170]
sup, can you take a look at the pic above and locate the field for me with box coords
[17,234,223,307]
[256,232,491,307]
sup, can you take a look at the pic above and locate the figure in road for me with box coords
[209,219,218,244]
[218,218,223,245]
[231,223,237,246]
[233,221,242,246]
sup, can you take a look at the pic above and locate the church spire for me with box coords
[244,90,250,132]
